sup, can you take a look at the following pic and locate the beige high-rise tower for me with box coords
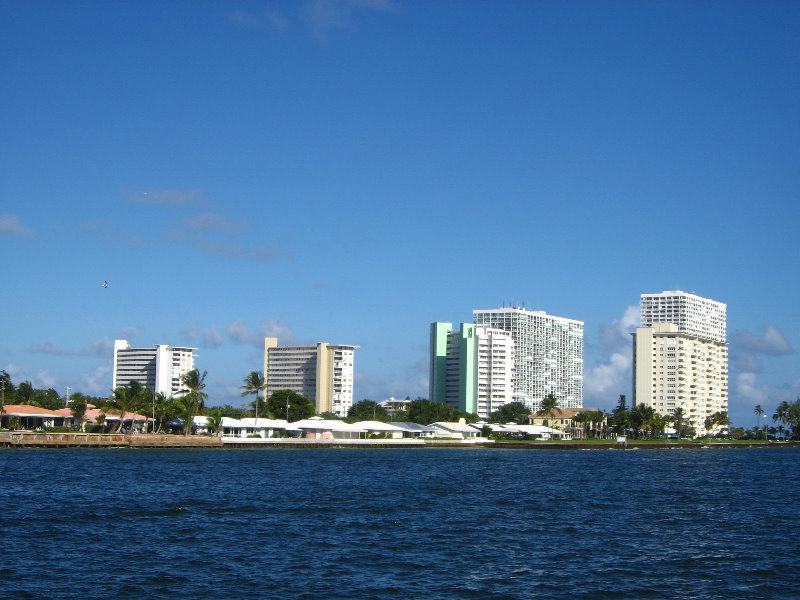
[633,291,728,436]
[263,338,357,417]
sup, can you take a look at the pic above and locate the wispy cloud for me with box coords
[181,322,225,349]
[182,212,248,234]
[0,213,33,237]
[27,337,115,357]
[226,319,301,348]
[226,8,290,31]
[125,190,205,206]
[730,326,794,373]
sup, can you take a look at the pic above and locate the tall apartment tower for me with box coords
[430,323,515,418]
[472,307,584,413]
[112,340,196,398]
[633,291,728,436]
[264,338,357,417]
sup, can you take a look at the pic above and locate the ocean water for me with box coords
[0,446,798,600]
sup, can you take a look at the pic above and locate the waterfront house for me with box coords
[0,404,72,430]
[390,422,437,438]
[430,420,481,439]
[287,417,363,440]
[529,408,607,439]
[220,417,288,438]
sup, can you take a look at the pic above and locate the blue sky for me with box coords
[1,1,798,429]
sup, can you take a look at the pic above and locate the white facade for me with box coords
[640,290,726,343]
[473,307,583,412]
[633,323,728,436]
[112,340,196,398]
[264,338,357,417]
[475,327,515,418]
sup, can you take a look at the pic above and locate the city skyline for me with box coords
[1,2,798,430]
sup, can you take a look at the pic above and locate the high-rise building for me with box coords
[263,338,357,417]
[112,340,196,398]
[472,307,584,412]
[633,291,728,436]
[429,323,515,418]
[640,290,726,343]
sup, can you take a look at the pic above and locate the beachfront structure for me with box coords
[430,323,515,418]
[112,340,196,398]
[640,290,726,343]
[264,338,357,417]
[633,322,728,437]
[472,307,584,412]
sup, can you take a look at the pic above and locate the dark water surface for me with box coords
[1,447,798,599]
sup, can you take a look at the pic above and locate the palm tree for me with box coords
[240,371,265,420]
[671,407,686,440]
[206,408,223,437]
[538,393,560,429]
[106,386,134,433]
[754,404,765,440]
[178,369,208,436]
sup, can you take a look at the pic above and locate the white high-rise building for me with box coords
[472,307,584,412]
[634,291,728,436]
[264,338,357,417]
[112,340,196,398]
[640,290,726,343]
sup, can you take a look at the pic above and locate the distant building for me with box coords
[429,323,515,418]
[633,291,728,436]
[472,306,584,412]
[379,397,412,417]
[264,338,357,417]
[112,340,196,398]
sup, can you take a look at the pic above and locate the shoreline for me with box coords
[2,431,799,449]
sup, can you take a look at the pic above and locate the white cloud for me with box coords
[226,319,299,348]
[584,352,631,401]
[35,370,57,389]
[0,213,33,237]
[583,305,638,407]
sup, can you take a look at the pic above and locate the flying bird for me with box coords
[102,281,108,288]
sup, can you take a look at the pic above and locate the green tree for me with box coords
[106,386,136,433]
[0,370,15,406]
[17,381,35,405]
[240,371,265,419]
[671,407,686,440]
[407,398,458,425]
[754,404,765,440]
[538,393,560,427]
[206,408,224,436]
[178,369,208,436]
[347,400,389,422]
[266,390,315,422]
[68,395,88,432]
[610,394,630,433]
[489,402,531,424]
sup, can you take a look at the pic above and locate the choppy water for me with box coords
[0,447,798,599]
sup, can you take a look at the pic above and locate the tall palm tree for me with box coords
[240,371,265,420]
[754,404,765,440]
[179,369,208,436]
